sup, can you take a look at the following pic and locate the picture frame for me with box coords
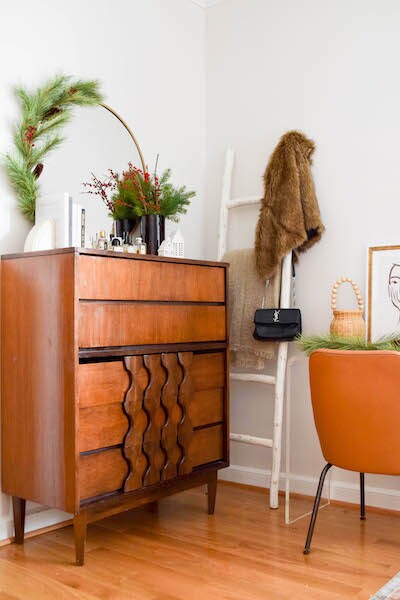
[367,245,400,340]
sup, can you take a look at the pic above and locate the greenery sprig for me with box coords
[297,333,400,355]
[83,161,196,222]
[4,75,104,222]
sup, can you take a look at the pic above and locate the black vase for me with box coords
[114,218,139,240]
[140,215,165,255]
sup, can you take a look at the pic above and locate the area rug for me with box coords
[372,573,400,599]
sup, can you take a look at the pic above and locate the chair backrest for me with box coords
[309,349,400,475]
[218,148,292,310]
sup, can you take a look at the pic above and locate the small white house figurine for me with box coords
[171,229,184,258]
[158,237,174,257]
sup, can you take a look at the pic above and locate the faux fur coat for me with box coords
[254,130,324,279]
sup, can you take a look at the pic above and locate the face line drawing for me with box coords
[388,263,400,329]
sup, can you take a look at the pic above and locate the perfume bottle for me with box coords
[111,237,123,252]
[122,232,130,254]
[127,235,136,253]
[97,230,108,250]
[134,237,147,255]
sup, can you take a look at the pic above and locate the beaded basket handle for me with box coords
[331,277,364,313]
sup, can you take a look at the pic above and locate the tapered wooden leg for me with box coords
[207,471,218,515]
[73,512,87,566]
[146,501,159,513]
[12,497,26,544]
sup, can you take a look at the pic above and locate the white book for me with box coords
[36,193,86,248]
[36,193,71,248]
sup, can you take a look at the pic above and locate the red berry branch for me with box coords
[82,156,195,223]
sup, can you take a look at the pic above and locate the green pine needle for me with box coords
[4,74,104,222]
[4,154,39,221]
[297,333,400,355]
[109,165,196,221]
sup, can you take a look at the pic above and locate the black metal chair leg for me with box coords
[303,463,332,555]
[360,473,366,520]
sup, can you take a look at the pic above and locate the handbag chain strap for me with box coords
[262,253,296,309]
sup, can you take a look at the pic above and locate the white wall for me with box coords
[2,0,400,543]
[206,0,400,509]
[0,0,206,540]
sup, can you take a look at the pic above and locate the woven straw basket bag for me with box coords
[330,277,366,338]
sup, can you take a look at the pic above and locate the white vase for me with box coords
[24,218,56,252]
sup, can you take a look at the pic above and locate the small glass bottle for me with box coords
[111,237,123,252]
[127,235,136,253]
[122,232,130,254]
[97,230,108,251]
[134,237,147,255]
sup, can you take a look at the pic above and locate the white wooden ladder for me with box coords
[218,148,292,509]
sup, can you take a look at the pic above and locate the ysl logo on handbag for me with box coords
[273,309,280,323]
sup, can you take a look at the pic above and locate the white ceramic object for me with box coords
[158,237,174,257]
[24,218,56,252]
[170,229,184,258]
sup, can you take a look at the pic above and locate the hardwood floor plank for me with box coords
[0,557,97,599]
[0,483,399,599]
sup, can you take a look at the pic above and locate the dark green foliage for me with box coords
[4,74,104,222]
[158,169,195,221]
[110,165,195,221]
[297,333,400,355]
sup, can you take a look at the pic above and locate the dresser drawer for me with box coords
[78,361,129,408]
[189,389,224,427]
[191,352,225,389]
[189,425,224,467]
[78,352,225,453]
[79,404,129,452]
[80,448,128,501]
[79,303,226,348]
[77,352,225,409]
[79,425,224,501]
[78,255,225,303]
[78,352,225,408]
[79,388,224,454]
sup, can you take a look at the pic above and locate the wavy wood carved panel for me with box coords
[142,354,167,486]
[122,351,195,491]
[177,352,194,476]
[122,356,149,492]
[160,353,183,481]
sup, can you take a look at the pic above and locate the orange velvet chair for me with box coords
[304,349,400,554]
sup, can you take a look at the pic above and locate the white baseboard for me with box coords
[1,466,398,542]
[220,464,400,512]
[0,506,71,542]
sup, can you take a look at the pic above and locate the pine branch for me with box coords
[4,74,104,222]
[35,74,71,115]
[36,110,70,137]
[297,333,400,355]
[65,79,103,105]
[30,135,65,165]
[4,154,38,221]
[159,168,171,186]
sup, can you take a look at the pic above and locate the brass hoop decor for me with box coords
[100,103,146,172]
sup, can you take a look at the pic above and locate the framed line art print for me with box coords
[367,245,400,340]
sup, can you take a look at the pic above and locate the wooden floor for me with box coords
[0,482,398,599]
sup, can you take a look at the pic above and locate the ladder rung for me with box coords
[230,433,273,447]
[230,372,276,385]
[227,195,262,209]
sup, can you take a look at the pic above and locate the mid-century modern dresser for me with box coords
[1,248,229,565]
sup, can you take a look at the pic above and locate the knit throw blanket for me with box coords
[223,248,281,369]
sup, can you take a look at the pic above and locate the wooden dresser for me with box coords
[1,248,229,565]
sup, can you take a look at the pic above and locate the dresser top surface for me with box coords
[2,247,228,268]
